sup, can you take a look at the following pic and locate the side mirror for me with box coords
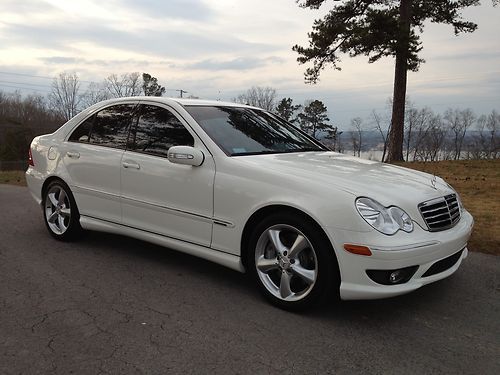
[167,146,205,167]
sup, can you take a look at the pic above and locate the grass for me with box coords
[401,159,500,256]
[1,159,498,255]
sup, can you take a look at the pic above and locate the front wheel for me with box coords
[247,213,339,311]
[43,180,82,241]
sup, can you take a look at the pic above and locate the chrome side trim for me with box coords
[121,195,213,223]
[72,185,121,200]
[213,219,235,228]
[74,186,236,227]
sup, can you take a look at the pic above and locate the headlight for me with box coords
[355,197,413,235]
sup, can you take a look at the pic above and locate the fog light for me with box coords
[366,266,418,285]
[389,270,405,284]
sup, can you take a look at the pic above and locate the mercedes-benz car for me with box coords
[26,97,474,310]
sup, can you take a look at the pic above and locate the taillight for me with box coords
[28,148,34,166]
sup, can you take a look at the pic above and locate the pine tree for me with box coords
[142,73,166,97]
[293,0,482,161]
[275,97,302,124]
[298,100,331,139]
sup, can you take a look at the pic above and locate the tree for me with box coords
[444,108,475,160]
[293,0,481,162]
[105,72,142,98]
[48,72,81,121]
[297,100,331,139]
[275,97,302,123]
[81,82,109,107]
[142,73,165,96]
[350,117,363,157]
[234,86,277,111]
[485,110,500,158]
[371,110,389,162]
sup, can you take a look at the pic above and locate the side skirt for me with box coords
[79,215,245,273]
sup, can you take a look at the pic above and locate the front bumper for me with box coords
[324,210,474,300]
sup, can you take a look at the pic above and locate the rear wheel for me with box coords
[43,180,82,240]
[247,213,339,311]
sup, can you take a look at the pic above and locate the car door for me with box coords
[64,102,137,223]
[120,103,215,247]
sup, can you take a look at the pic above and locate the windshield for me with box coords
[184,106,326,156]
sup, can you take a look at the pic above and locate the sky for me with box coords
[0,0,499,129]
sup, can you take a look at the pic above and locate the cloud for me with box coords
[432,50,500,61]
[0,0,59,14]
[184,56,285,71]
[117,0,214,21]
[39,56,172,68]
[2,21,277,59]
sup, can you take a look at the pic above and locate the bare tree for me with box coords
[48,72,81,121]
[411,108,433,161]
[418,115,446,162]
[0,91,63,161]
[234,86,277,111]
[486,109,500,158]
[105,72,142,98]
[350,117,363,157]
[371,110,389,162]
[81,82,109,108]
[444,108,475,160]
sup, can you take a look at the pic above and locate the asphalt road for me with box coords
[0,184,499,374]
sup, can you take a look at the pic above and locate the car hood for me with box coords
[236,152,454,223]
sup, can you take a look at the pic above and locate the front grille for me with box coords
[422,249,464,277]
[418,194,461,232]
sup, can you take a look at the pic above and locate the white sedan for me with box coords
[26,97,474,310]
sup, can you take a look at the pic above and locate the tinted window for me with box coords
[89,104,135,149]
[68,115,94,143]
[185,106,325,156]
[128,105,194,157]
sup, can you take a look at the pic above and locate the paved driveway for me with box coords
[0,184,499,374]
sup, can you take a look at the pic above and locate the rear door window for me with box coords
[68,115,94,143]
[88,104,136,149]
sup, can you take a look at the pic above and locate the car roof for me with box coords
[96,96,259,110]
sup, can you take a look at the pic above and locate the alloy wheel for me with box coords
[44,185,71,235]
[255,224,318,302]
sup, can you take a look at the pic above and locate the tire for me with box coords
[246,212,340,311]
[42,180,83,241]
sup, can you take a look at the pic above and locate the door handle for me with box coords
[122,161,140,170]
[67,151,80,159]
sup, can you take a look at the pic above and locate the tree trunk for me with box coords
[386,0,411,163]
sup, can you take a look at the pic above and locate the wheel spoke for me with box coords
[256,257,279,273]
[289,234,309,259]
[48,211,58,223]
[57,214,67,232]
[279,271,293,299]
[268,229,287,255]
[291,264,316,285]
[59,208,71,217]
[57,188,66,205]
[48,193,58,208]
